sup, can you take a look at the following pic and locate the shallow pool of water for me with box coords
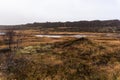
[0,32,5,35]
[35,34,87,38]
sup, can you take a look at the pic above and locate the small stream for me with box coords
[35,34,90,38]
[35,33,120,38]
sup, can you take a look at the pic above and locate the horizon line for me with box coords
[0,19,119,26]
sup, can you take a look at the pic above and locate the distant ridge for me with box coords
[0,19,120,32]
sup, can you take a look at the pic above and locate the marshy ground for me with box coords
[0,29,120,80]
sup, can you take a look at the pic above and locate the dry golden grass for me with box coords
[0,36,119,80]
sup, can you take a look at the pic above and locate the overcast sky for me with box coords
[0,0,120,25]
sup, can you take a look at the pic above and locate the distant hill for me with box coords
[1,20,120,32]
[23,19,120,32]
